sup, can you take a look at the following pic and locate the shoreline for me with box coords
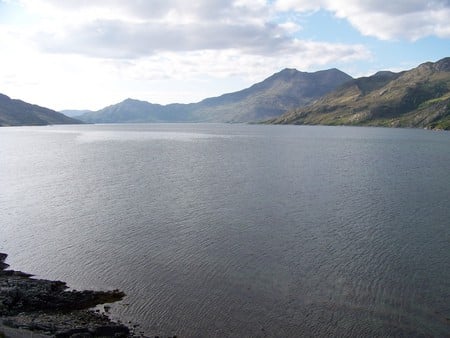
[0,253,133,337]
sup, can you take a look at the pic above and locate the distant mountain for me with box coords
[189,68,353,122]
[79,99,185,123]
[78,68,352,123]
[0,94,82,127]
[268,57,450,130]
[60,109,93,118]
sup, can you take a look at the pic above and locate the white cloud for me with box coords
[1,0,375,109]
[275,0,323,12]
[34,19,294,58]
[278,21,302,34]
[12,0,370,59]
[0,37,368,110]
[275,0,450,40]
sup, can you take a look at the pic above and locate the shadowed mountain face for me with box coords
[77,68,353,123]
[0,94,82,126]
[269,57,450,130]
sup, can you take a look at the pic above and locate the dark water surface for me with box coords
[1,124,449,337]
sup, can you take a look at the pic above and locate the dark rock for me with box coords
[0,263,9,272]
[92,325,130,336]
[68,333,92,338]
[55,328,91,337]
[0,253,133,337]
[0,253,9,272]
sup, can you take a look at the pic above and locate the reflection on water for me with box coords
[0,124,449,337]
[76,131,227,143]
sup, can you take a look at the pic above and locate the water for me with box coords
[0,124,449,337]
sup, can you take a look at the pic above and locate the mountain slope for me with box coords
[269,57,450,130]
[79,99,172,123]
[78,68,352,123]
[0,94,82,126]
[60,109,93,118]
[189,68,353,122]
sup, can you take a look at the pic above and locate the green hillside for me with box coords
[269,57,450,130]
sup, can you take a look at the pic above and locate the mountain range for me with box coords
[76,68,352,123]
[0,94,81,127]
[2,57,449,129]
[268,57,450,130]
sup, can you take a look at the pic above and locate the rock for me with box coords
[92,325,130,337]
[0,253,9,272]
[0,253,133,337]
[55,328,91,337]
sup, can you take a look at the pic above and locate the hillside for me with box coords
[78,68,352,123]
[0,93,82,126]
[79,99,173,123]
[268,57,450,130]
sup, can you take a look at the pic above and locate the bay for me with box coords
[0,124,449,337]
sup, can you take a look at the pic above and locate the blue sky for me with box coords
[0,0,449,110]
[292,9,450,73]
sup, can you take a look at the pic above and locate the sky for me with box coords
[1,0,450,111]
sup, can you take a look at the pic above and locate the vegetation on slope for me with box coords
[269,57,450,130]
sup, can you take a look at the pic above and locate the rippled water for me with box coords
[1,124,449,337]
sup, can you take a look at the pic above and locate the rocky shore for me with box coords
[0,253,132,337]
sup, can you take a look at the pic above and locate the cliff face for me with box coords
[269,57,450,130]
[0,94,82,126]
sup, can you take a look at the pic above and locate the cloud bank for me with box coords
[20,0,369,61]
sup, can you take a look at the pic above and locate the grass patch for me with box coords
[418,92,450,109]
[430,117,450,130]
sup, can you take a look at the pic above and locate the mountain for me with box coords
[78,68,352,123]
[268,57,450,130]
[190,68,353,122]
[60,109,93,118]
[0,93,82,127]
[78,99,187,123]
